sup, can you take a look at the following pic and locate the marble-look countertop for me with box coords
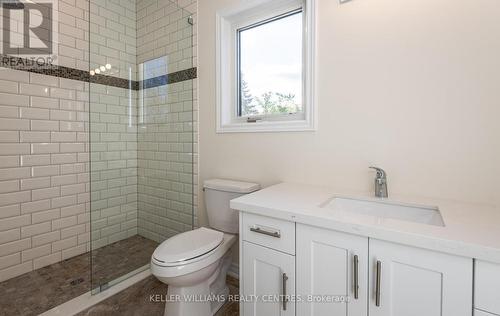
[230,183,500,264]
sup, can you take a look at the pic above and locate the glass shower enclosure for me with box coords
[89,0,195,291]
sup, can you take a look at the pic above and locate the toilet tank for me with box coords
[203,179,260,234]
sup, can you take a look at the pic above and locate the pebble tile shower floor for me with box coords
[0,235,157,316]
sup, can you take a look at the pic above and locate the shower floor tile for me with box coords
[76,275,240,316]
[0,235,158,316]
[92,235,158,287]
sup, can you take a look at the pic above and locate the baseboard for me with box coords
[227,262,239,279]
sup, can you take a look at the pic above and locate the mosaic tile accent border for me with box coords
[0,54,196,90]
[90,73,138,90]
[140,67,198,89]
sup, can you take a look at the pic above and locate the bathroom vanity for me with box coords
[231,183,500,316]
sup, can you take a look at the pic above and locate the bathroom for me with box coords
[0,0,499,315]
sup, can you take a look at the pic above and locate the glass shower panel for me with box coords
[89,0,194,291]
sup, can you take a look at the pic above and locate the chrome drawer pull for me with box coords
[353,255,359,299]
[250,226,281,238]
[375,260,382,307]
[282,273,289,311]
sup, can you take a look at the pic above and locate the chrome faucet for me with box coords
[370,167,388,198]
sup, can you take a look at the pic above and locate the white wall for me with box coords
[198,0,500,234]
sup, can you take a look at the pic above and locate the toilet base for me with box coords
[163,251,233,316]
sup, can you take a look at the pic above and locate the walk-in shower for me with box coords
[0,0,196,314]
[89,0,195,292]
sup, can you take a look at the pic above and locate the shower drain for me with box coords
[70,278,85,286]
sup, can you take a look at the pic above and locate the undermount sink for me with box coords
[321,197,445,227]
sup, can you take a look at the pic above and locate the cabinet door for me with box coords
[242,241,295,316]
[296,224,368,316]
[369,239,473,316]
[475,260,500,315]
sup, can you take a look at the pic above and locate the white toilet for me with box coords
[151,179,260,316]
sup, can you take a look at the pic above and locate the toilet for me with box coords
[151,179,260,316]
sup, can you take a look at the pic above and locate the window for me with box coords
[237,9,303,119]
[216,0,316,133]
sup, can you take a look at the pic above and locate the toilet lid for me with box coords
[152,227,224,264]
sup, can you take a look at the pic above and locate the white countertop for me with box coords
[230,182,500,264]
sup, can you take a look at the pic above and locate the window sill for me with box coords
[217,119,316,133]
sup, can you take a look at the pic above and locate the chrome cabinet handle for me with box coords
[249,226,281,238]
[353,255,359,299]
[375,260,382,307]
[282,273,289,311]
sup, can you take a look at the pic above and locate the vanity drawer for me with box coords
[475,260,500,315]
[242,212,295,255]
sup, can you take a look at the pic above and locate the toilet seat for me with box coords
[152,227,224,267]
[151,233,236,281]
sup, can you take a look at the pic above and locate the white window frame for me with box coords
[216,0,317,133]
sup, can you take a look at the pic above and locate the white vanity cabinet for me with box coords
[296,224,368,316]
[369,239,473,316]
[240,213,296,316]
[242,242,295,316]
[474,260,500,315]
[240,213,475,316]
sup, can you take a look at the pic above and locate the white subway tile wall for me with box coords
[90,0,138,80]
[90,84,139,249]
[137,80,194,242]
[58,0,90,71]
[0,70,90,282]
[136,0,198,242]
[0,0,198,283]
[137,0,195,73]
